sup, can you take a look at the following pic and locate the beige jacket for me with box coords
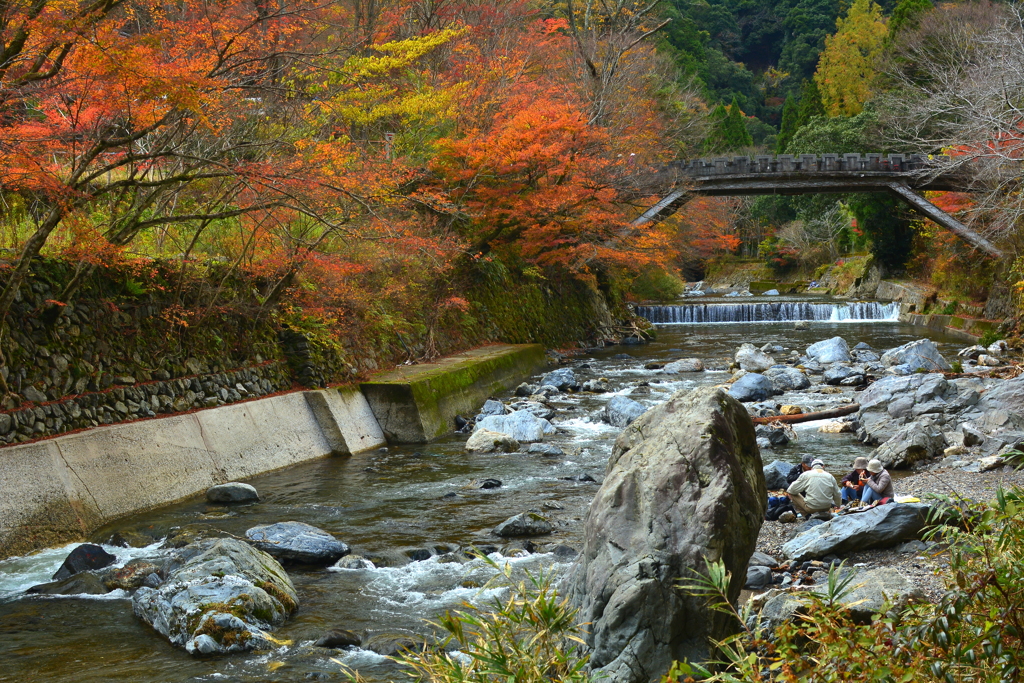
[787,467,841,510]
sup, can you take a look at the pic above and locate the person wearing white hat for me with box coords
[860,459,894,504]
[786,458,841,520]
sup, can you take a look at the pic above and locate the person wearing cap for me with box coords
[786,458,841,520]
[786,454,816,487]
[860,459,894,504]
[840,457,870,503]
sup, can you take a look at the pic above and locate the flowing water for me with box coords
[0,295,967,683]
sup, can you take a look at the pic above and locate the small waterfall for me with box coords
[636,301,900,324]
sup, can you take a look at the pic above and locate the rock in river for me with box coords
[133,537,298,654]
[493,512,553,537]
[206,482,259,504]
[765,366,810,391]
[881,339,951,372]
[763,460,794,490]
[781,503,932,562]
[806,336,851,364]
[246,521,349,564]
[475,410,556,443]
[52,543,117,581]
[566,386,766,683]
[539,368,576,391]
[662,358,704,373]
[728,372,775,402]
[872,418,946,469]
[465,429,519,453]
[603,395,647,428]
[735,343,774,372]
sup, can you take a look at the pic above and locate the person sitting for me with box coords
[786,454,815,488]
[860,459,894,505]
[787,458,841,520]
[840,456,869,504]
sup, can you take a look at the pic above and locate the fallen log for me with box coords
[751,403,859,425]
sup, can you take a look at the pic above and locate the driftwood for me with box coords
[751,403,859,425]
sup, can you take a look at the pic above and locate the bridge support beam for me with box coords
[886,182,1003,258]
[631,188,692,227]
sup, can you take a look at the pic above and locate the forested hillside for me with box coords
[2,0,1024,393]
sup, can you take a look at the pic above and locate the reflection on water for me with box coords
[0,315,968,682]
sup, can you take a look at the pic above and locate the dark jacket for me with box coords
[786,464,804,487]
[841,469,864,489]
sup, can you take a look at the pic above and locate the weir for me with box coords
[635,301,900,324]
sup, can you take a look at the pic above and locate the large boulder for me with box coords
[465,429,520,453]
[133,538,298,654]
[978,374,1024,419]
[871,418,946,469]
[566,387,766,682]
[881,339,951,372]
[735,343,774,372]
[729,373,775,402]
[475,399,507,421]
[765,366,810,392]
[52,544,117,581]
[245,521,349,564]
[475,410,556,443]
[781,503,932,561]
[604,396,648,428]
[823,365,866,386]
[806,337,851,364]
[856,374,952,445]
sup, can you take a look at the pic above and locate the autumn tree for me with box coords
[814,0,888,117]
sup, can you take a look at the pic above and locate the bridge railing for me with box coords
[668,153,949,176]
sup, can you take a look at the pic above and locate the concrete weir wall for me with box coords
[0,388,386,558]
[361,344,546,443]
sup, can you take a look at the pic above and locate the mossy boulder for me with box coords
[132,538,298,655]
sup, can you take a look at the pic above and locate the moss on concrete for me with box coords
[361,344,547,443]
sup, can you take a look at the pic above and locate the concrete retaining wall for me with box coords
[0,388,385,559]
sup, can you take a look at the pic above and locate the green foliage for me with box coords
[776,95,799,153]
[629,268,687,301]
[889,0,933,36]
[980,329,1001,347]
[667,480,1024,683]
[848,193,915,272]
[705,98,754,152]
[759,237,800,274]
[796,79,826,126]
[397,555,595,683]
[951,359,963,373]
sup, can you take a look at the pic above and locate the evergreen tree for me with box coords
[777,95,799,152]
[702,103,730,153]
[796,79,826,127]
[889,0,933,35]
[726,97,754,148]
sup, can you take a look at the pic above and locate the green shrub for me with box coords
[979,329,1001,347]
[629,268,686,301]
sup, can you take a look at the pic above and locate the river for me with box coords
[0,295,967,682]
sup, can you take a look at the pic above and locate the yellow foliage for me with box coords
[814,0,888,117]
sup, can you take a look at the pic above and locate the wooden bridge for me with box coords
[635,153,1002,257]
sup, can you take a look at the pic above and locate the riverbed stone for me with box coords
[881,339,951,372]
[100,558,162,591]
[566,386,765,683]
[465,429,519,453]
[475,399,507,422]
[206,482,259,504]
[52,543,117,580]
[526,442,564,456]
[245,521,349,564]
[781,503,932,561]
[132,537,298,654]
[823,364,866,386]
[29,572,110,595]
[315,630,361,649]
[857,373,953,445]
[492,512,553,537]
[475,410,556,443]
[763,460,794,490]
[539,368,576,391]
[765,366,810,391]
[604,395,648,428]
[729,373,775,402]
[735,343,774,372]
[662,358,704,373]
[806,337,851,364]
